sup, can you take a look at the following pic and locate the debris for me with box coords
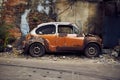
[0,47,120,65]
[99,55,104,58]
[102,49,111,54]
[111,50,119,58]
[63,56,66,59]
[4,44,13,52]
[114,45,120,57]
[53,57,57,61]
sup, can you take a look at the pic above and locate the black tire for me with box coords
[84,43,100,58]
[29,43,45,57]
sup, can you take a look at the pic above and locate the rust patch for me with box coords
[84,34,102,48]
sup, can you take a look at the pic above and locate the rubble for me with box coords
[103,48,119,58]
[114,45,120,56]
[53,57,58,61]
[0,47,23,58]
[95,54,119,64]
[0,47,120,65]
[4,44,13,52]
[111,50,119,58]
[62,56,66,59]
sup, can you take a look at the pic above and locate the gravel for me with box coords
[0,48,120,65]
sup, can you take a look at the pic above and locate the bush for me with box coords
[0,23,13,48]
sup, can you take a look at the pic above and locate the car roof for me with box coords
[37,22,75,28]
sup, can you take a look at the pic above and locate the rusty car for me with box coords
[23,22,102,58]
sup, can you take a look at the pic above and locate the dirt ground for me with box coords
[0,48,120,65]
[0,49,120,80]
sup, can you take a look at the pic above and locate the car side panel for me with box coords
[55,33,66,51]
[65,34,84,50]
[39,34,57,52]
[55,34,85,51]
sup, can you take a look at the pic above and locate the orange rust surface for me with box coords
[40,35,57,51]
[26,34,85,52]
[64,34,84,47]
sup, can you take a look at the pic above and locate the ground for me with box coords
[0,51,120,80]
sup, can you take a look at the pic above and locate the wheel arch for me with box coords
[84,42,101,52]
[26,37,49,53]
[29,41,47,53]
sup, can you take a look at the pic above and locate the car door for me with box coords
[55,25,67,51]
[57,24,84,51]
[66,25,84,50]
[35,24,57,51]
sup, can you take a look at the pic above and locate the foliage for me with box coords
[33,16,39,22]
[0,23,13,48]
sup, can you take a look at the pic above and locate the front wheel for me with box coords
[84,43,100,58]
[29,43,45,57]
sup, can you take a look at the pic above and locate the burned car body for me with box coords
[24,22,102,57]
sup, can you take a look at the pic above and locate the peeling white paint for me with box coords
[20,9,31,36]
[37,0,50,15]
[37,3,44,13]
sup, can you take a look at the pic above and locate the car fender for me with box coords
[24,36,49,53]
[84,35,102,50]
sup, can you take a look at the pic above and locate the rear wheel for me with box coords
[84,43,100,58]
[29,43,45,57]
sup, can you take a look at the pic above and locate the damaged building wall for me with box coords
[2,0,27,24]
[28,0,55,30]
[87,2,103,36]
[1,0,28,37]
[55,0,103,36]
[0,0,4,24]
[1,0,104,37]
[0,0,119,48]
[1,0,54,37]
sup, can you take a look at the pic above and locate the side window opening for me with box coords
[58,25,73,34]
[74,27,79,34]
[36,25,56,34]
